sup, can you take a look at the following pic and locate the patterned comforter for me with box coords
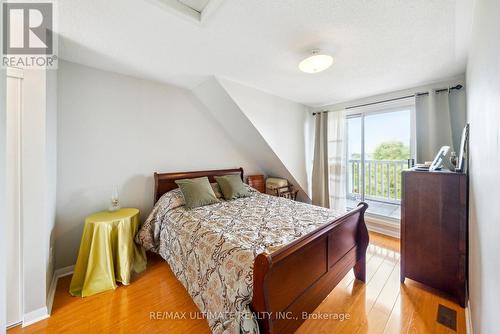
[135,186,342,334]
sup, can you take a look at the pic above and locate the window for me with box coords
[346,100,415,220]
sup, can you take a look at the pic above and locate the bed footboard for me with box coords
[251,202,369,334]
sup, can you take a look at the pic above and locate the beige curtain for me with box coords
[328,110,346,212]
[312,112,329,207]
[416,89,466,162]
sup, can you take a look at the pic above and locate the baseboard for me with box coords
[22,307,49,327]
[46,265,75,315]
[54,265,75,279]
[365,216,400,238]
[465,300,473,334]
[6,321,22,330]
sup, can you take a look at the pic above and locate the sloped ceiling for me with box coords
[178,0,210,13]
[217,77,310,194]
[192,77,311,202]
[57,0,473,106]
[151,0,224,23]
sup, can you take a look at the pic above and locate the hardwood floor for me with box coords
[9,232,465,334]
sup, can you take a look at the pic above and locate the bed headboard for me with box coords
[153,167,244,203]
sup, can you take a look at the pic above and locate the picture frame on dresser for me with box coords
[429,145,451,171]
[456,123,469,173]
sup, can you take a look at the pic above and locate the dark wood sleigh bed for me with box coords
[153,167,369,334]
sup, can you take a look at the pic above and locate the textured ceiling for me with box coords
[57,0,472,106]
[178,0,210,13]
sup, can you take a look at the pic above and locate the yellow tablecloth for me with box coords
[69,208,147,297]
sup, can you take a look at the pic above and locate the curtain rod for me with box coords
[312,84,463,115]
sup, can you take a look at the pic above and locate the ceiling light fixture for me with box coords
[299,49,333,73]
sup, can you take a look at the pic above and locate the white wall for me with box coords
[55,61,263,269]
[218,78,310,195]
[466,0,500,332]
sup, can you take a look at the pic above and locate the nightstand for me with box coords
[69,208,147,297]
[246,175,265,193]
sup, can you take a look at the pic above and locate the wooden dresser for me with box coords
[246,175,265,193]
[401,170,468,307]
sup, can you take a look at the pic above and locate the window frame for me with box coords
[344,97,416,222]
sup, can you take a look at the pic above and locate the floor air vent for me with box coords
[437,304,457,330]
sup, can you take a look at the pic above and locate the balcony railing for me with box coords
[347,159,408,204]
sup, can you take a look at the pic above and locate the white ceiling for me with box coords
[57,0,473,106]
[178,0,210,13]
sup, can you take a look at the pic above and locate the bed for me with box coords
[136,168,368,334]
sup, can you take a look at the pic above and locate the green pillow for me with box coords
[215,175,251,200]
[175,177,220,209]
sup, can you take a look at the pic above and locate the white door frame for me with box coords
[6,67,24,329]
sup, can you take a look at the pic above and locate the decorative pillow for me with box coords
[175,177,220,209]
[211,183,224,199]
[215,174,251,200]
